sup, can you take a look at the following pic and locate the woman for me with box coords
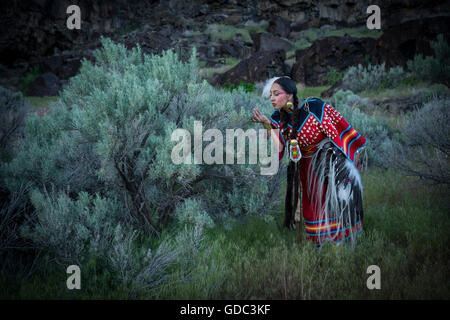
[251,76,366,246]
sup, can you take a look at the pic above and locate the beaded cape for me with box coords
[269,98,366,163]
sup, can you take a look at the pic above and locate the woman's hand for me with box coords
[251,108,270,125]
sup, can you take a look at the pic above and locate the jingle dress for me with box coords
[269,98,367,246]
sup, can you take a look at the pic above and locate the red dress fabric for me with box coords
[299,155,363,245]
[268,98,366,246]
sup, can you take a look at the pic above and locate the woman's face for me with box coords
[270,83,292,110]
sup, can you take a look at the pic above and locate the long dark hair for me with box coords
[273,77,302,229]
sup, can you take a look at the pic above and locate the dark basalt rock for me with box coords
[211,49,289,86]
[320,78,351,98]
[296,16,450,87]
[26,72,61,97]
[0,0,126,66]
[1,0,449,93]
[216,39,253,58]
[250,32,293,53]
[119,30,174,57]
[376,15,450,68]
[40,53,83,79]
[268,15,291,38]
[291,35,378,86]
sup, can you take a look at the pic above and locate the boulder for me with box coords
[119,30,173,57]
[320,78,351,98]
[268,15,291,38]
[376,16,450,68]
[211,49,289,87]
[41,55,63,75]
[216,39,253,58]
[26,72,61,97]
[0,0,125,66]
[250,32,292,53]
[291,35,377,86]
[256,0,450,30]
[59,56,83,79]
[293,16,450,87]
[40,54,83,79]
[2,0,450,69]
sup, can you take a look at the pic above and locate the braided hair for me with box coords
[272,77,303,229]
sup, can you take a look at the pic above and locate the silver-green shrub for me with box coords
[0,184,29,270]
[407,34,450,86]
[107,226,182,297]
[20,188,202,296]
[0,38,287,295]
[0,86,26,152]
[21,190,123,265]
[106,223,207,297]
[392,96,450,185]
[342,63,406,93]
[2,37,281,238]
[333,90,395,167]
[174,198,214,228]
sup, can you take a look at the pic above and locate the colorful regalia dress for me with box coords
[269,98,367,246]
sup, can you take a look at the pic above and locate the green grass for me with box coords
[245,20,269,34]
[18,66,42,94]
[198,60,208,68]
[198,57,241,80]
[223,56,240,67]
[324,27,382,39]
[200,25,385,78]
[223,81,256,93]
[182,30,204,38]
[286,26,384,59]
[286,38,313,59]
[155,168,449,299]
[302,29,319,42]
[199,64,235,80]
[205,24,253,42]
[2,168,448,299]
[299,85,331,98]
[24,96,59,108]
[0,254,131,299]
[204,21,269,43]
[354,81,450,130]
[2,55,448,300]
[359,82,450,101]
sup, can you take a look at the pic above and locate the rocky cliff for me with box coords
[1,0,449,94]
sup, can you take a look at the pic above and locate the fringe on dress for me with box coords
[301,138,364,246]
